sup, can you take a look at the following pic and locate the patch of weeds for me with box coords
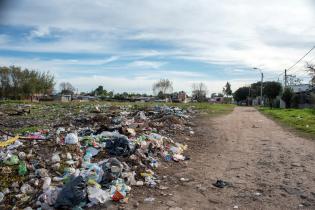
[259,107,315,137]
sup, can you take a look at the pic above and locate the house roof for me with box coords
[288,84,311,93]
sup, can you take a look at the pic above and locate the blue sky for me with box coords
[0,0,314,94]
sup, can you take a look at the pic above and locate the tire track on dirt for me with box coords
[123,107,315,210]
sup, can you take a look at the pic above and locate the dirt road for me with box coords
[126,107,315,210]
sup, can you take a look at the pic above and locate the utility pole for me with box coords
[284,69,287,88]
[249,86,251,97]
[253,67,264,105]
[260,72,263,105]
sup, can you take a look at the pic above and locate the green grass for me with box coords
[259,107,315,137]
[13,126,47,135]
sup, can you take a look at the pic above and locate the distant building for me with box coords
[61,95,72,102]
[133,96,155,102]
[155,98,171,103]
[74,95,97,101]
[289,84,311,93]
[209,97,224,103]
[172,91,190,103]
[280,84,315,108]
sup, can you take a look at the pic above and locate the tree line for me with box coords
[90,85,152,100]
[233,81,282,107]
[151,79,232,102]
[233,81,314,108]
[0,66,55,100]
[234,62,315,108]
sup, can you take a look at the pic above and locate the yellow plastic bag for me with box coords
[0,135,19,147]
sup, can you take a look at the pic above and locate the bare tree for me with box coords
[287,75,302,86]
[306,62,315,85]
[192,82,208,102]
[152,79,173,98]
[60,82,75,95]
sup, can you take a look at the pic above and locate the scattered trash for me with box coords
[51,153,61,163]
[0,135,19,148]
[4,154,19,165]
[87,186,111,205]
[43,177,52,190]
[105,135,135,156]
[180,178,189,182]
[0,104,193,209]
[18,151,26,160]
[144,197,155,202]
[55,176,87,209]
[20,183,34,194]
[212,180,231,188]
[110,178,130,202]
[35,168,49,178]
[86,147,99,157]
[111,190,124,202]
[101,158,123,187]
[0,192,4,202]
[65,133,79,144]
[18,161,27,176]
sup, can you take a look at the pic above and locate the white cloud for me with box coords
[128,61,165,69]
[1,0,315,91]
[29,26,50,39]
[60,75,155,93]
[59,74,254,95]
[0,34,9,45]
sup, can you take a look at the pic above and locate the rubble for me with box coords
[0,104,195,209]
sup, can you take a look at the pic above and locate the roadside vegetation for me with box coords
[233,61,315,138]
[259,107,315,137]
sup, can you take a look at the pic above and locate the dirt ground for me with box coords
[122,107,315,210]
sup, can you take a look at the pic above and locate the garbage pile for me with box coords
[0,105,194,209]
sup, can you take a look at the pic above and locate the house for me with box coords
[61,95,72,102]
[292,86,315,108]
[280,84,315,108]
[172,91,190,103]
[289,84,311,93]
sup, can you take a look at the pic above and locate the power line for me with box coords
[287,46,315,72]
[289,55,315,75]
[278,45,315,78]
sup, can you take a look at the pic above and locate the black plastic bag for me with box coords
[54,176,87,209]
[78,128,94,137]
[212,180,231,188]
[105,135,135,157]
